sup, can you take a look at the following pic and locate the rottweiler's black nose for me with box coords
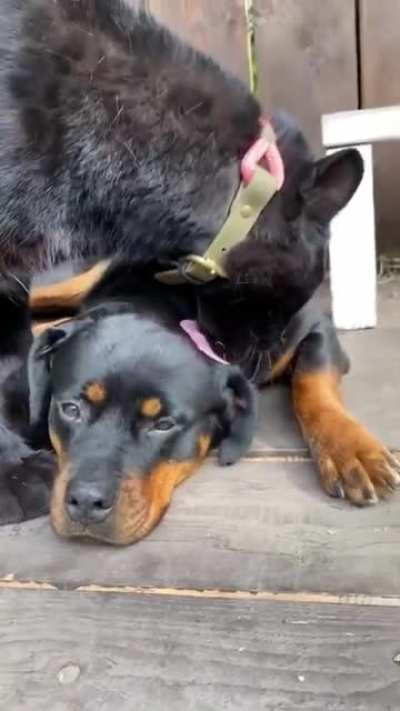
[66,480,115,524]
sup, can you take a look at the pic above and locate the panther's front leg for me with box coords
[292,320,400,505]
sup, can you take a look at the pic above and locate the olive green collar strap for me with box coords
[155,121,284,286]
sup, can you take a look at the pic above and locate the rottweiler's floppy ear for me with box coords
[300,148,364,224]
[215,366,257,466]
[28,317,92,435]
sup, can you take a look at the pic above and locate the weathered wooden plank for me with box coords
[145,0,249,83]
[2,456,400,595]
[0,589,399,711]
[253,0,358,151]
[359,0,400,254]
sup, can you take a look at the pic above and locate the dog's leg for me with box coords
[0,446,55,524]
[29,260,110,313]
[292,319,400,505]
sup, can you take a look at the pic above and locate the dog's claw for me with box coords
[311,420,399,507]
[331,483,345,499]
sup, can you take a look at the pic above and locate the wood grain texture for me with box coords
[1,458,400,595]
[253,0,358,151]
[145,0,249,83]
[0,589,399,711]
[359,0,400,254]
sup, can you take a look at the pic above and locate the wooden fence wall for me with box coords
[142,0,400,255]
[359,0,400,255]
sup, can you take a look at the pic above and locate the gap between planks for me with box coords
[239,452,310,462]
[1,578,400,608]
[213,450,400,462]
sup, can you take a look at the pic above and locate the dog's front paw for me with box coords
[0,450,55,524]
[309,418,400,506]
[218,439,245,466]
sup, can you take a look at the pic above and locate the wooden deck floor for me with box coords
[1,284,400,710]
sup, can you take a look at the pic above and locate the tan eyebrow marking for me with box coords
[140,397,162,418]
[84,381,107,405]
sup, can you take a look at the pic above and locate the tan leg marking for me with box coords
[293,370,400,505]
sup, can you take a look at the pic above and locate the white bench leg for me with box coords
[328,144,377,330]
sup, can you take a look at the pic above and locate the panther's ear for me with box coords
[300,148,364,224]
[214,366,257,466]
[28,317,93,435]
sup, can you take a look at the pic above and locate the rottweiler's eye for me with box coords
[60,402,81,422]
[152,417,176,432]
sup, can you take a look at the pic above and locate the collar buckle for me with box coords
[178,255,225,283]
[155,255,223,286]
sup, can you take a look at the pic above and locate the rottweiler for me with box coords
[0,265,256,543]
[0,0,399,536]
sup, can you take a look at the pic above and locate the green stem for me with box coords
[244,0,257,94]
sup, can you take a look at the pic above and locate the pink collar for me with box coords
[180,319,228,364]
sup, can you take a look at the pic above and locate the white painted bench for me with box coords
[321,105,400,330]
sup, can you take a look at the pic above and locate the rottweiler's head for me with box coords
[28,308,256,545]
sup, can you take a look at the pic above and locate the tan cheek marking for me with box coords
[49,429,68,468]
[85,382,107,405]
[50,467,71,537]
[197,434,212,459]
[112,478,151,545]
[48,429,71,537]
[149,434,212,508]
[140,397,162,417]
[112,435,212,545]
